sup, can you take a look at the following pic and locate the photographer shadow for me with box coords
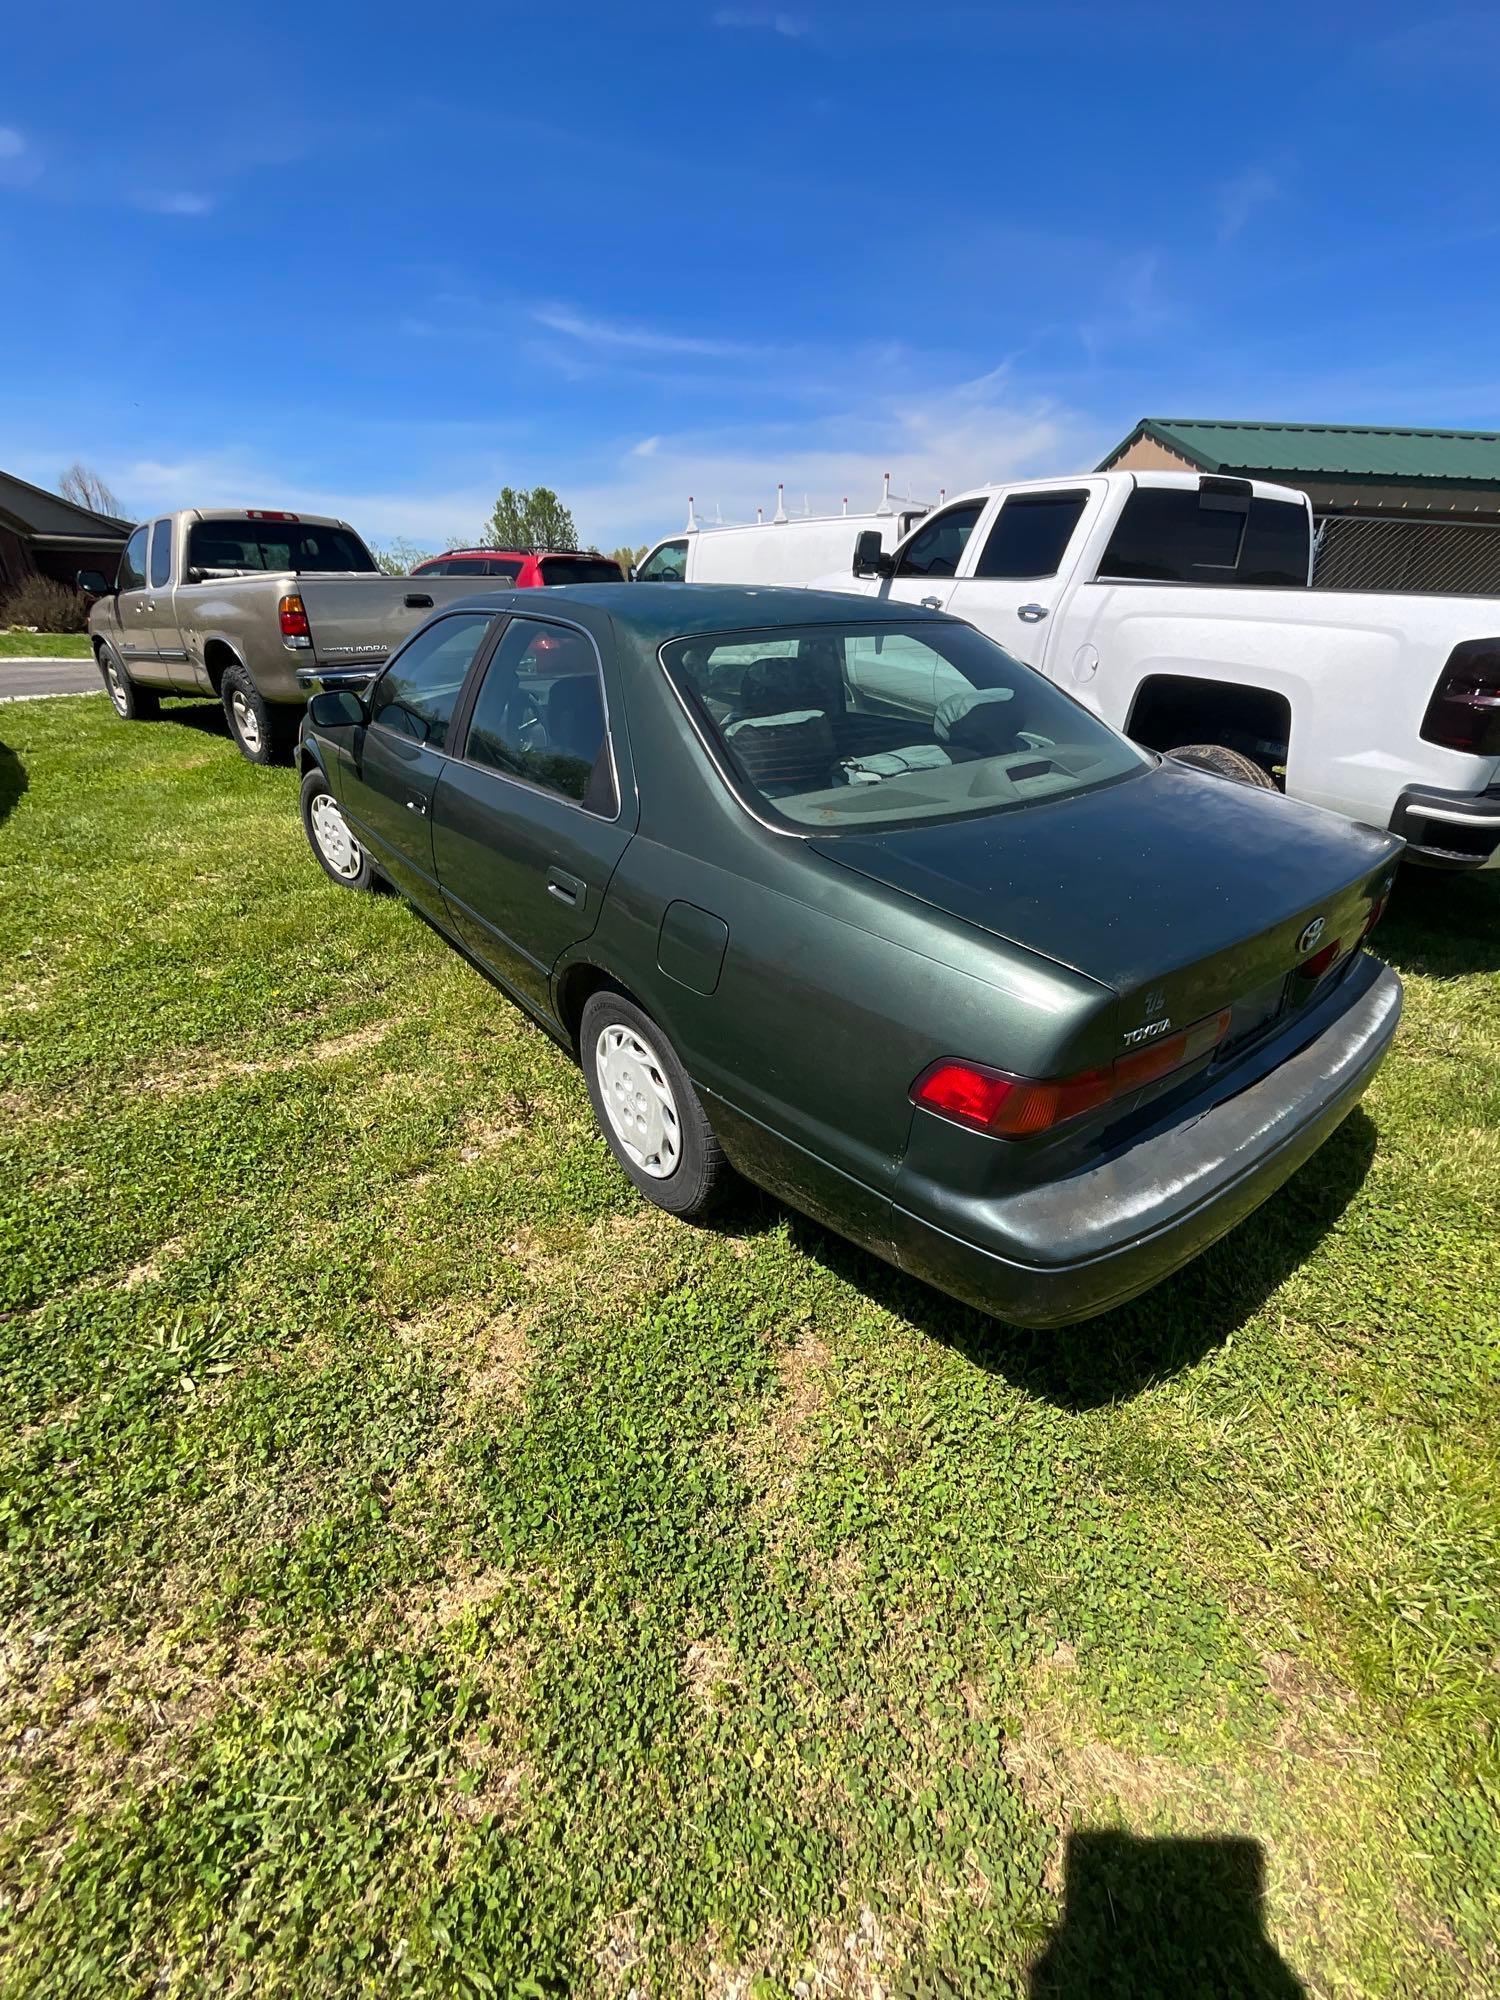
[1029,1829,1305,1996]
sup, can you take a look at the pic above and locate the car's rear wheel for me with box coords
[580,989,728,1217]
[98,643,160,722]
[1168,742,1278,789]
[221,662,293,764]
[299,767,375,890]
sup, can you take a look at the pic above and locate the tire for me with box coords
[300,767,376,891]
[579,988,729,1218]
[221,661,294,764]
[1167,742,1278,789]
[97,642,160,722]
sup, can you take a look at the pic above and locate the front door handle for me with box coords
[405,797,427,816]
[920,594,944,610]
[1017,602,1049,623]
[547,868,584,907]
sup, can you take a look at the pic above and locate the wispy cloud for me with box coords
[135,189,214,217]
[1217,165,1280,244]
[632,435,663,457]
[0,124,40,188]
[0,126,24,160]
[711,8,810,37]
[533,304,763,360]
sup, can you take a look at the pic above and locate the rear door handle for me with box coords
[405,797,427,816]
[547,868,584,907]
[920,594,944,610]
[1017,602,1049,623]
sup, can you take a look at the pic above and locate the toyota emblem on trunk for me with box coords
[1298,917,1327,954]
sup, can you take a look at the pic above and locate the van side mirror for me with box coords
[76,569,110,596]
[308,689,367,729]
[853,530,893,578]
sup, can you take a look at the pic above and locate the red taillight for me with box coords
[1297,937,1344,980]
[911,1007,1231,1141]
[1421,641,1500,757]
[278,592,310,639]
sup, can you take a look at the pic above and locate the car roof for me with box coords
[429,582,954,641]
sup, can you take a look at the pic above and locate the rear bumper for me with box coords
[1389,782,1500,870]
[888,956,1402,1327]
[296,663,381,694]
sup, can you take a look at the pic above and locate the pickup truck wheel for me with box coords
[1168,743,1277,789]
[299,768,375,890]
[221,663,291,765]
[98,644,160,722]
[580,989,729,1219]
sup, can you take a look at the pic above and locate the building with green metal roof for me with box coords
[1097,421,1500,594]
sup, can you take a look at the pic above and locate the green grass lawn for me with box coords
[1,696,1497,1998]
[0,633,92,659]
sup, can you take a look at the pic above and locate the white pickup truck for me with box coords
[818,469,1500,870]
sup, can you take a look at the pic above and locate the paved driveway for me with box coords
[0,658,103,701]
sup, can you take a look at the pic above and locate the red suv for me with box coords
[409,548,625,586]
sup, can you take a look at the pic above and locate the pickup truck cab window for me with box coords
[462,619,616,815]
[893,503,984,580]
[118,526,148,591]
[975,491,1089,580]
[148,519,173,589]
[369,612,493,748]
[637,540,689,583]
[1099,488,1311,587]
[185,519,378,575]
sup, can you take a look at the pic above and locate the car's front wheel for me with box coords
[299,767,375,890]
[97,643,160,722]
[579,989,728,1217]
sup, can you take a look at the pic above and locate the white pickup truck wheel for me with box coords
[1168,743,1277,790]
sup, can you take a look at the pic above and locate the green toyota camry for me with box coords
[297,584,1403,1326]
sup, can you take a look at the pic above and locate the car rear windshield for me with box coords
[661,621,1148,832]
[187,520,378,574]
[1098,488,1311,586]
[415,556,525,579]
[539,556,624,584]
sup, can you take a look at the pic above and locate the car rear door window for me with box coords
[893,502,984,579]
[974,491,1089,579]
[118,526,148,591]
[462,618,615,814]
[149,519,173,589]
[1099,488,1312,585]
[369,613,493,749]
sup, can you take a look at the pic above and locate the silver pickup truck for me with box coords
[82,509,476,762]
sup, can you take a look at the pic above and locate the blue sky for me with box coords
[3,2,1499,551]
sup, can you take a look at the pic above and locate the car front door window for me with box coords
[369,613,494,748]
[636,539,688,582]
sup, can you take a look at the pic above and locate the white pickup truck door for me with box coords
[942,483,1105,669]
[877,499,988,617]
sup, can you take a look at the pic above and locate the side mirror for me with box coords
[308,688,367,730]
[76,569,110,596]
[853,530,893,578]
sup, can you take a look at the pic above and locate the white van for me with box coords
[635,479,930,588]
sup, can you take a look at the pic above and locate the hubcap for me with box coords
[231,689,262,753]
[595,1022,681,1179]
[104,658,128,716]
[309,792,362,880]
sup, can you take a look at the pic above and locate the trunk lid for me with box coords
[810,760,1401,1048]
[297,576,484,672]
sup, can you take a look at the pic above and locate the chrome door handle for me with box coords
[1017,602,1049,623]
[405,797,427,815]
[920,594,943,610]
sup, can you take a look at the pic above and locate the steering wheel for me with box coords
[503,685,545,752]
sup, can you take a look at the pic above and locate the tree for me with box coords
[58,462,122,519]
[370,537,433,577]
[610,544,649,576]
[483,486,577,553]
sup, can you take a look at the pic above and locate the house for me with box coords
[1098,419,1500,595]
[0,469,131,601]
